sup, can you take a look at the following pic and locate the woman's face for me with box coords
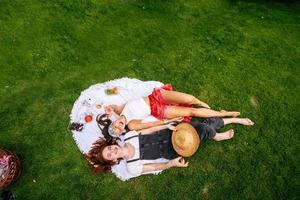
[111,116,126,135]
[102,145,122,161]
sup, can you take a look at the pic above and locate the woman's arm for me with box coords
[128,117,183,131]
[140,124,176,135]
[128,119,164,131]
[105,104,124,115]
[142,157,189,173]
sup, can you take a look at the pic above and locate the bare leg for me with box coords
[160,89,203,105]
[213,129,234,141]
[223,118,254,126]
[165,106,240,118]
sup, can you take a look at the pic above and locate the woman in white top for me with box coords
[86,117,254,176]
[105,84,240,136]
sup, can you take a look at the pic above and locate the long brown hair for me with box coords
[84,138,119,173]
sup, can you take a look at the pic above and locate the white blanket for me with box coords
[70,77,168,180]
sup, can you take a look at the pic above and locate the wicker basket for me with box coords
[0,149,21,190]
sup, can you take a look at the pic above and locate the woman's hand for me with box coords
[169,157,189,168]
[104,105,114,117]
[166,124,177,131]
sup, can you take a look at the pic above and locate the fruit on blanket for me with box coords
[84,115,93,122]
[105,87,119,95]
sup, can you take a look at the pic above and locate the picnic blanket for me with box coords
[69,77,168,180]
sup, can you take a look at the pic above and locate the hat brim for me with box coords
[172,123,200,157]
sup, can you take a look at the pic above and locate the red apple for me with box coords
[85,115,93,122]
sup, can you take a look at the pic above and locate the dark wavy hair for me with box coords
[96,113,129,142]
[84,138,120,173]
[96,113,114,142]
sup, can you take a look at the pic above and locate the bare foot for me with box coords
[213,129,234,141]
[237,118,255,126]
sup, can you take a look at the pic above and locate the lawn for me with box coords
[0,0,299,199]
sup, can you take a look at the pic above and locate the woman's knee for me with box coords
[190,108,198,116]
[184,94,197,104]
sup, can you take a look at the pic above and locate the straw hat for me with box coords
[171,123,200,157]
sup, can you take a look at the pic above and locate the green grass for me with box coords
[0,0,299,199]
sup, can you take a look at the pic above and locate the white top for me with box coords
[121,98,151,124]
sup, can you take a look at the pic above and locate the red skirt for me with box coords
[148,84,191,122]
